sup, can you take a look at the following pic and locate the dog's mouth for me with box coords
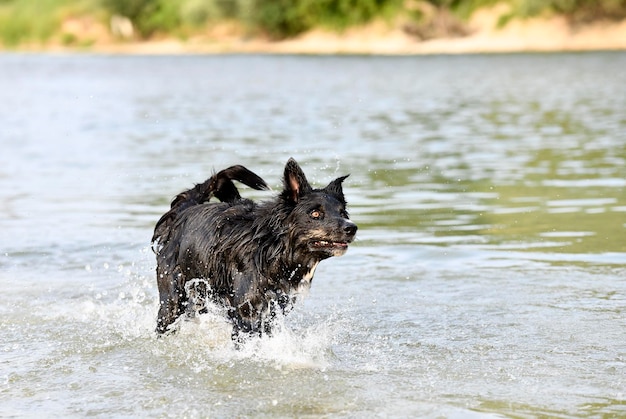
[308,239,352,257]
[311,240,349,249]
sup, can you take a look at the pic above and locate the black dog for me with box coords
[152,158,357,342]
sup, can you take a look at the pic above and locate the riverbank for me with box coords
[6,7,626,55]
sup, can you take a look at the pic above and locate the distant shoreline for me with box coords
[4,11,626,56]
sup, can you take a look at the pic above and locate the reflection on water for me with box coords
[0,52,625,417]
[352,58,626,260]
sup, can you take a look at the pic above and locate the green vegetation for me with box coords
[1,0,626,47]
[98,0,403,39]
[0,0,98,46]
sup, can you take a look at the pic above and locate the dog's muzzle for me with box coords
[309,220,357,257]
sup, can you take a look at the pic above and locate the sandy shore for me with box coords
[8,9,626,55]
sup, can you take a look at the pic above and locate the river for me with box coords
[1,52,625,417]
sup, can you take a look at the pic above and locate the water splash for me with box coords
[159,305,336,371]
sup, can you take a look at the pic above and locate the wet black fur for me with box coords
[152,158,357,342]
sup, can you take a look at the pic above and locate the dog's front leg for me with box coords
[228,301,263,345]
[229,273,278,345]
[156,265,186,334]
[229,300,286,347]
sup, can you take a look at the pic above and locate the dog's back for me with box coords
[152,165,268,249]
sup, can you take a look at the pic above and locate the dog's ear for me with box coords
[283,158,312,203]
[324,174,349,205]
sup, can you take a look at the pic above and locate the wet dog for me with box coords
[152,158,357,343]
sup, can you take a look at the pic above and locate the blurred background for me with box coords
[1,0,626,52]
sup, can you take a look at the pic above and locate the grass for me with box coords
[0,0,101,47]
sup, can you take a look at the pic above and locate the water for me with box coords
[1,52,625,417]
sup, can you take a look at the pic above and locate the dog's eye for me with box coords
[310,210,323,219]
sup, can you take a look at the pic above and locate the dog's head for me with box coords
[281,158,357,259]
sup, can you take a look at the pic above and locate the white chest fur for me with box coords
[295,261,319,296]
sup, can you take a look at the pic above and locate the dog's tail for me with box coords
[152,165,269,249]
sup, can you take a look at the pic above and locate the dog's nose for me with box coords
[344,223,357,236]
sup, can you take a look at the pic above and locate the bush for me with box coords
[100,0,151,21]
[245,0,311,39]
[101,0,231,38]
[242,0,402,39]
[0,0,67,46]
[549,0,626,22]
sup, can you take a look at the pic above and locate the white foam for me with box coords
[171,307,336,371]
[234,318,334,370]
